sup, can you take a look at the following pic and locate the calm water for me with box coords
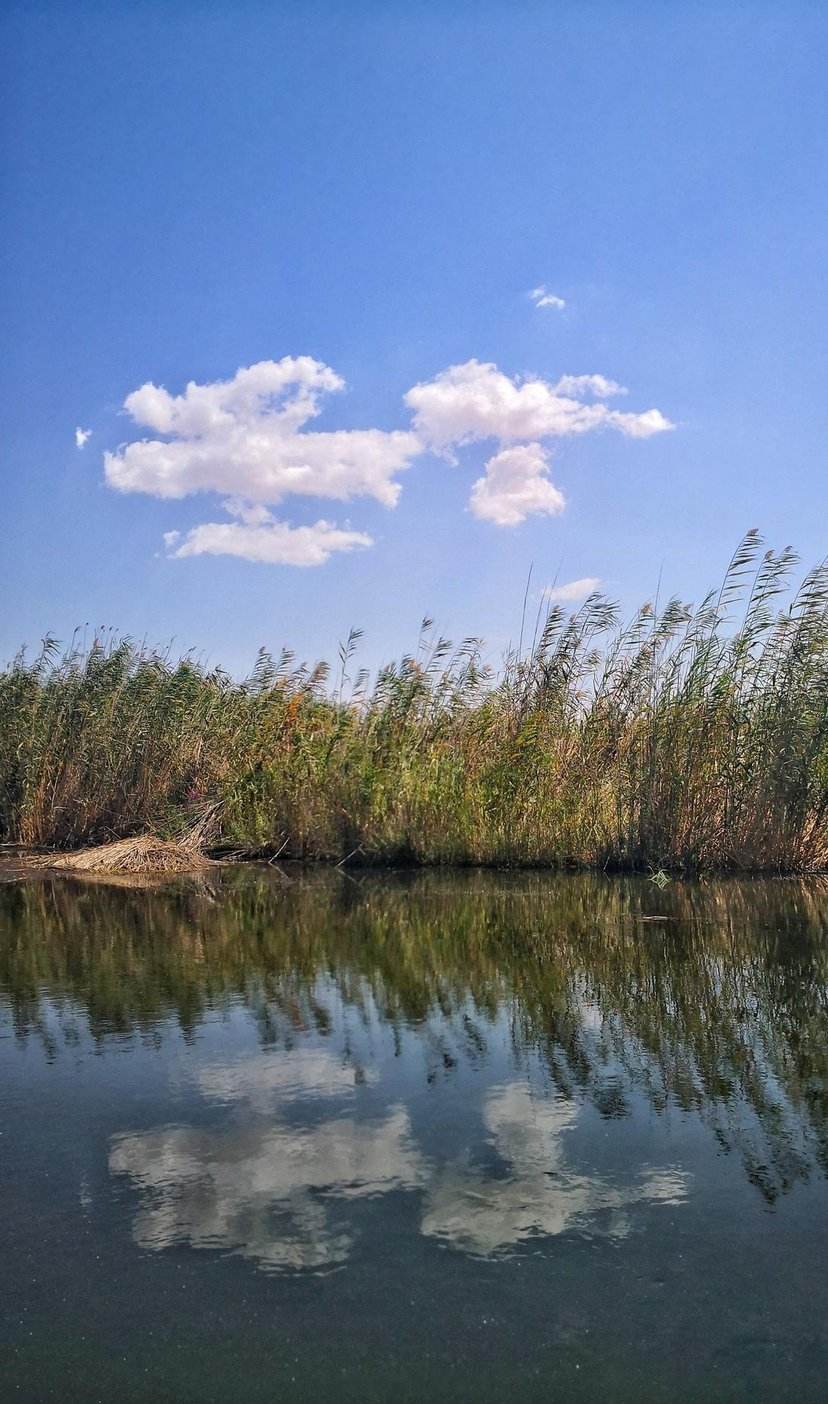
[1,867,827,1402]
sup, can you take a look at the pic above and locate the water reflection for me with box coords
[421,1082,688,1256]
[195,1047,378,1106]
[106,1006,689,1272]
[2,866,828,1226]
[3,867,828,1398]
[111,1109,424,1273]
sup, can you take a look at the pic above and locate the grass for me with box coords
[2,531,827,873]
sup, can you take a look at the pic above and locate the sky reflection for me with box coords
[110,1039,689,1274]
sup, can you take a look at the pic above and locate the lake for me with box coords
[1,866,827,1401]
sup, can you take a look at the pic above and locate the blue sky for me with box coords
[3,1,827,677]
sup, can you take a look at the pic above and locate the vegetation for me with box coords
[1,531,827,872]
[25,834,216,875]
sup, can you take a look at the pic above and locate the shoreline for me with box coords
[2,845,826,882]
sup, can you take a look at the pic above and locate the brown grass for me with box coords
[26,835,216,875]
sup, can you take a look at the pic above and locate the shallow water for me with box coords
[1,866,827,1401]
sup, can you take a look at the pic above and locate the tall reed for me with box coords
[2,533,827,871]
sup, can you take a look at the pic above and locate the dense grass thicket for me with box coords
[2,532,827,872]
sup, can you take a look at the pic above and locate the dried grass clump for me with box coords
[32,835,215,875]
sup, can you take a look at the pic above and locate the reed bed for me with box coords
[2,532,827,872]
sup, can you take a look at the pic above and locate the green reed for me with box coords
[2,531,827,871]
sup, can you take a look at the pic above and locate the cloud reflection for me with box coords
[110,1107,425,1273]
[420,1083,689,1257]
[109,1057,688,1274]
[195,1048,377,1110]
[110,1048,424,1273]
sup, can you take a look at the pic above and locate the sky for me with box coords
[2,1,827,677]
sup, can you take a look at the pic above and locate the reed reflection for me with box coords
[2,866,827,1212]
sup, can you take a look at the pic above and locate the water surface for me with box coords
[1,867,827,1401]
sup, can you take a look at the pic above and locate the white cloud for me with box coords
[552,374,626,399]
[105,354,674,557]
[105,357,420,509]
[220,498,275,526]
[167,515,372,567]
[544,576,603,602]
[470,443,565,527]
[75,426,91,449]
[405,359,673,452]
[530,285,566,310]
[617,407,675,438]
